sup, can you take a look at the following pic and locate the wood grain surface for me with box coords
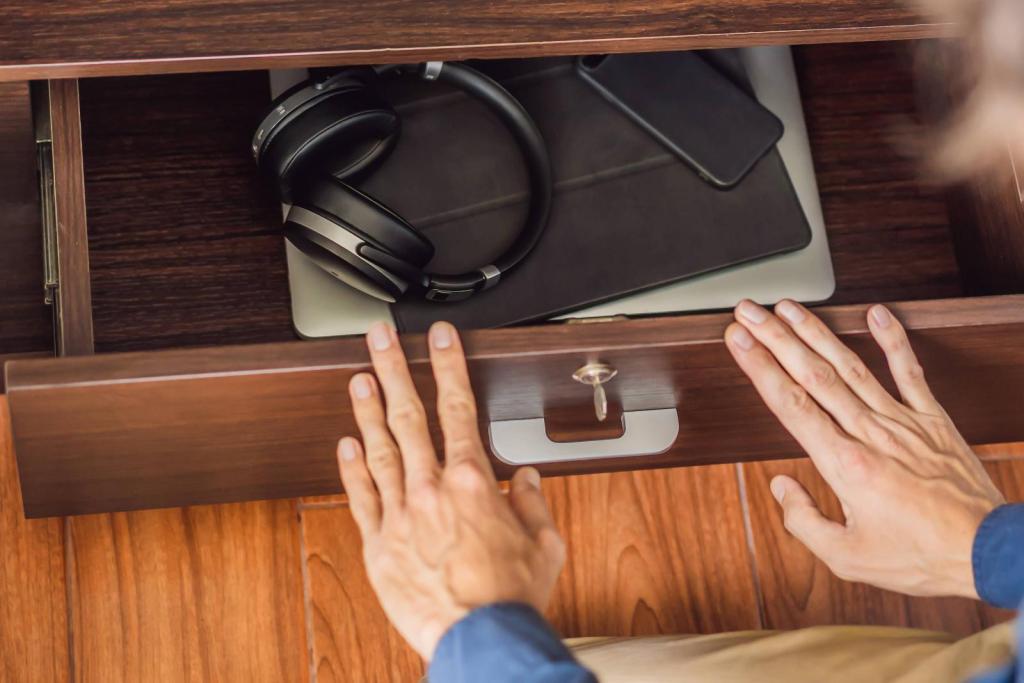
[0,41,968,369]
[743,458,1020,638]
[68,500,309,682]
[8,295,1024,517]
[72,42,976,354]
[0,81,53,357]
[543,466,762,636]
[48,80,94,356]
[301,506,426,683]
[947,160,1024,295]
[795,42,965,305]
[0,1,946,82]
[78,71,293,353]
[0,397,68,682]
[298,464,760,681]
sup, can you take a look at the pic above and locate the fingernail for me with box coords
[870,305,892,328]
[729,326,755,351]
[339,438,358,462]
[368,322,392,351]
[737,300,769,324]
[770,477,786,503]
[523,467,541,489]
[351,375,372,399]
[776,300,805,324]
[430,322,453,350]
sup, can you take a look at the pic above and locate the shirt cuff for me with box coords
[972,503,1024,609]
[428,602,597,683]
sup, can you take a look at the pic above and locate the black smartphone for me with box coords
[576,51,784,189]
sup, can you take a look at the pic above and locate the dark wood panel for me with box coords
[0,81,53,356]
[543,466,761,635]
[947,158,1024,295]
[76,43,969,353]
[69,500,309,682]
[743,458,1018,637]
[0,397,69,680]
[301,506,425,683]
[48,80,94,355]
[7,296,1024,517]
[0,1,945,82]
[79,71,292,352]
[795,42,964,305]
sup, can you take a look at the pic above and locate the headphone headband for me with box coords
[258,61,552,303]
[383,62,553,302]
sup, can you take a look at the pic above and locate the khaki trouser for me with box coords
[568,622,1017,682]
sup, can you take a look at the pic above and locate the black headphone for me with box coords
[252,61,553,303]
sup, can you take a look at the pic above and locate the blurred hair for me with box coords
[917,0,1024,181]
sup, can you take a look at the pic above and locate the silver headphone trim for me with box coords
[285,205,409,294]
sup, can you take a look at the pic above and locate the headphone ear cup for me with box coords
[292,175,434,269]
[260,86,399,202]
[284,213,408,303]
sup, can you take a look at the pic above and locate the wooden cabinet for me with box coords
[1,5,1023,517]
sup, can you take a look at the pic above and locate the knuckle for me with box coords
[780,386,816,416]
[446,435,483,459]
[901,362,926,384]
[439,391,478,420]
[407,477,439,504]
[387,400,426,431]
[885,334,910,355]
[802,363,839,391]
[837,445,874,482]
[446,459,490,493]
[540,528,567,566]
[841,360,871,386]
[365,445,401,472]
[765,325,791,345]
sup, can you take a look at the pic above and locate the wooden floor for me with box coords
[1,396,1021,682]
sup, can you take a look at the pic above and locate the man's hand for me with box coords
[337,321,566,661]
[726,300,1005,599]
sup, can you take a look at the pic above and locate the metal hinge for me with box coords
[31,81,59,307]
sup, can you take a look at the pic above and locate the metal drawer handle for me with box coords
[488,408,679,465]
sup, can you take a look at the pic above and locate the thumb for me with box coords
[770,475,846,562]
[509,467,557,538]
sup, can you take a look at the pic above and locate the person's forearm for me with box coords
[428,603,597,683]
[973,503,1024,610]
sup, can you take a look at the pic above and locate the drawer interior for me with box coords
[17,40,1024,354]
[0,82,53,359]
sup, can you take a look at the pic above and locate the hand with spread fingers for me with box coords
[725,299,1005,599]
[336,321,566,662]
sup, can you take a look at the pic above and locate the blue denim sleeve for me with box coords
[965,504,1024,683]
[973,504,1024,610]
[428,602,598,683]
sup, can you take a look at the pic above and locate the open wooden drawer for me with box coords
[2,40,1023,517]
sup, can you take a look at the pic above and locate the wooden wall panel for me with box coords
[68,500,309,682]
[301,507,425,683]
[0,398,68,681]
[742,457,1020,638]
[543,466,762,636]
[0,1,945,82]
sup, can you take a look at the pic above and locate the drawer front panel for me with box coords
[0,1,941,82]
[7,296,1024,517]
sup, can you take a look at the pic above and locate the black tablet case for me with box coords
[352,51,812,332]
